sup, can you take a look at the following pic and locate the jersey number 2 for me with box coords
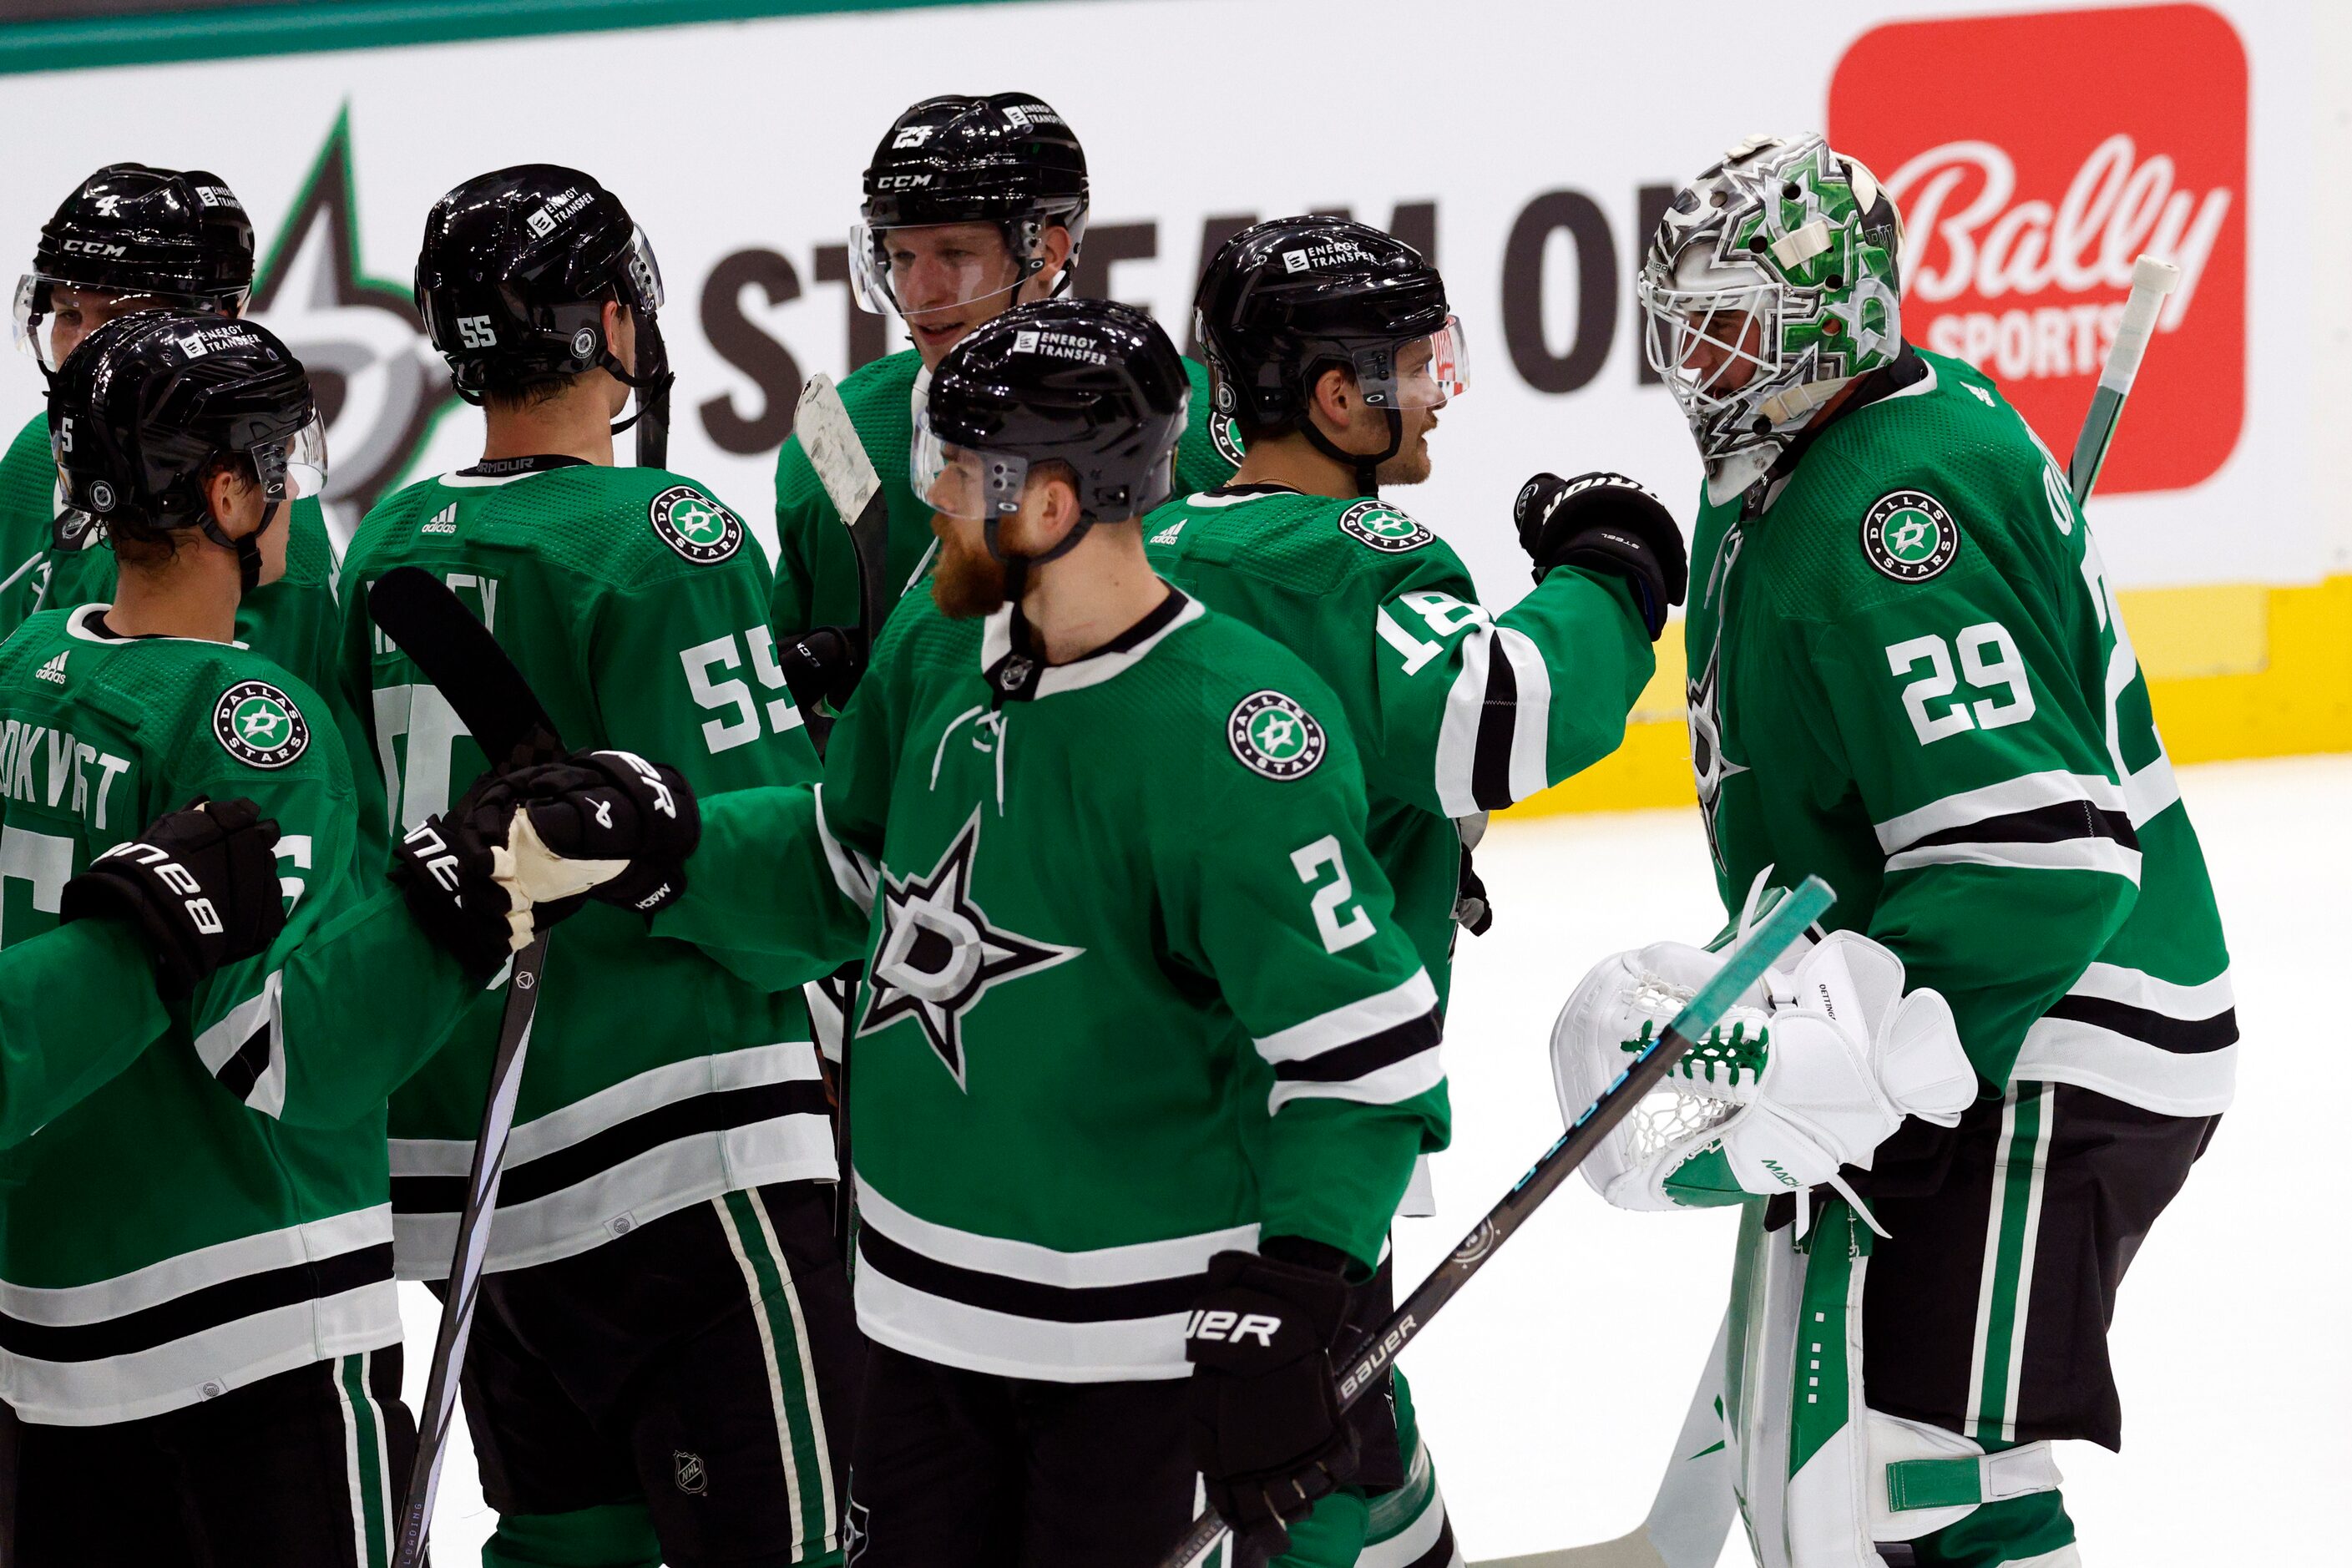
[1292,836,1375,954]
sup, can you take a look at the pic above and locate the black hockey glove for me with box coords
[60,797,285,1000]
[1185,1242,1360,1555]
[389,776,534,983]
[774,625,865,719]
[1513,471,1690,640]
[508,748,701,914]
[1454,844,1494,936]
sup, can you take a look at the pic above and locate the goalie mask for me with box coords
[1550,930,1974,1221]
[1637,134,1903,503]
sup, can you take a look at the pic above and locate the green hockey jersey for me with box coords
[659,587,1447,1382]
[770,347,1242,639]
[1146,486,1654,993]
[0,606,478,1425]
[1686,349,2233,1114]
[341,458,837,1279]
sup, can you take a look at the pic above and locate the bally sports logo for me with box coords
[1830,4,2246,495]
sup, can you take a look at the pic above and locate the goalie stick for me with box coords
[369,566,564,1568]
[1479,257,2186,1568]
[1155,878,1836,1568]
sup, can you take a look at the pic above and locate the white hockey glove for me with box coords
[1550,931,1977,1217]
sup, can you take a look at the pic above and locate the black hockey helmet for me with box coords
[851,93,1089,317]
[917,297,1187,567]
[14,164,255,373]
[49,310,325,592]
[1193,216,1464,493]
[413,164,671,425]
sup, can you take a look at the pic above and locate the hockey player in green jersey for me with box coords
[339,165,858,1568]
[1550,134,2233,1568]
[3,165,347,704]
[534,298,1449,1566]
[0,311,536,1565]
[1145,215,1688,1568]
[768,93,1241,723]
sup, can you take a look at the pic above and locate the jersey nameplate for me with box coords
[649,485,744,564]
[1227,690,1328,781]
[1860,490,1960,583]
[1337,499,1434,554]
[214,679,310,769]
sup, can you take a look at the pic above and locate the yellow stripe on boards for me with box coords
[1502,573,2352,818]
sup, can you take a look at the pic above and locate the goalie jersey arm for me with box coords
[0,918,171,1146]
[1320,537,1651,821]
[1789,478,2138,1090]
[1165,687,1449,1271]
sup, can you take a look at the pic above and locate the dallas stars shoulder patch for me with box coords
[214,679,310,769]
[1228,690,1327,781]
[1209,413,1247,470]
[649,484,744,564]
[1860,490,1960,583]
[1335,498,1434,554]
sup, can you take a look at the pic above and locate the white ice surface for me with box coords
[401,753,2352,1566]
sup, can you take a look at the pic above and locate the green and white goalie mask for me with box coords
[1548,928,1974,1217]
[1638,134,1904,503]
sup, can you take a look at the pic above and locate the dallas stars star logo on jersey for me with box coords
[649,485,745,563]
[1861,490,1960,582]
[213,680,311,769]
[859,810,1083,1090]
[1336,499,1434,554]
[1227,690,1328,781]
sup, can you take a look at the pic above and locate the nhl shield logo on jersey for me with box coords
[213,680,311,769]
[649,485,745,564]
[1861,490,1960,582]
[1228,690,1327,781]
[1336,498,1434,554]
[860,810,1084,1090]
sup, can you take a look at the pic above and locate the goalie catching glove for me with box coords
[1550,930,1976,1218]
[60,797,286,999]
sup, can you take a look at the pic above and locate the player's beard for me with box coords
[1375,413,1437,487]
[930,513,1009,619]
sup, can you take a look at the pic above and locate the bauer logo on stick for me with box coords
[1227,690,1326,781]
[649,485,743,564]
[214,680,311,768]
[1860,490,1959,582]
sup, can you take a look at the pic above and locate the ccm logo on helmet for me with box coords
[875,174,933,190]
[60,239,129,257]
[1184,1309,1282,1348]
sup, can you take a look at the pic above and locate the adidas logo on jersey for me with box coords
[1151,520,1186,545]
[34,652,67,685]
[422,504,458,535]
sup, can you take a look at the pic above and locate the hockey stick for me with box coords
[369,566,565,1568]
[2066,255,2181,505]
[1487,263,2189,1568]
[1156,878,1836,1568]
[792,373,892,755]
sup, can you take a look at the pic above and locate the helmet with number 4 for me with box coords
[1637,134,1904,502]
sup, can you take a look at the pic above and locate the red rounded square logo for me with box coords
[1829,4,2246,495]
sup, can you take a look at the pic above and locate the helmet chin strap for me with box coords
[984,509,1096,649]
[200,497,281,596]
[1300,407,1401,498]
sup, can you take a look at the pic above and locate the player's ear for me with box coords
[203,460,256,537]
[1039,224,1074,281]
[1027,467,1082,550]
[1311,363,1358,432]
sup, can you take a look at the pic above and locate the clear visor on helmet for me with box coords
[250,414,331,503]
[849,220,1047,321]
[623,226,666,314]
[1389,315,1469,411]
[1636,276,1780,415]
[911,409,1032,521]
[13,274,239,372]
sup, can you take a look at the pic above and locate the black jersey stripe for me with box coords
[1274,1009,1443,1085]
[392,1079,832,1216]
[1897,801,2138,854]
[213,1017,276,1105]
[857,1225,1205,1324]
[1469,637,1520,812]
[0,1243,392,1363]
[2041,994,2238,1055]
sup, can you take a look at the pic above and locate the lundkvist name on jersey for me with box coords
[0,707,133,832]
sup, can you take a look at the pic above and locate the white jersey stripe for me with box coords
[1252,969,1438,1065]
[1884,838,2141,881]
[335,1352,371,1568]
[812,787,876,913]
[1432,625,1493,819]
[1873,769,2127,854]
[854,1173,1257,1292]
[0,1204,390,1325]
[715,1197,807,1550]
[1495,625,1553,804]
[1269,1045,1445,1112]
[852,1254,1194,1383]
[746,1189,838,1543]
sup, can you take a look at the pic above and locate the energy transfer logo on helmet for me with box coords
[1859,490,1958,582]
[1639,134,1904,503]
[1336,499,1433,554]
[1227,690,1327,781]
[648,485,743,563]
[214,680,311,768]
